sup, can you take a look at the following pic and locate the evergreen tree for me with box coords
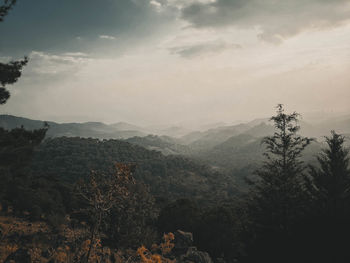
[308,131,350,218]
[297,133,350,263]
[252,104,313,231]
[0,0,28,105]
[244,104,313,263]
[0,1,49,215]
[0,0,16,22]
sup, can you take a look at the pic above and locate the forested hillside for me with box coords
[31,137,239,202]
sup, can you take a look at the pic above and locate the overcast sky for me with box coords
[1,0,350,126]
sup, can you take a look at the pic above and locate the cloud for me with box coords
[62,52,89,57]
[99,35,116,40]
[170,40,241,57]
[150,0,162,11]
[27,51,90,75]
[181,0,350,42]
[0,0,176,56]
[163,0,216,9]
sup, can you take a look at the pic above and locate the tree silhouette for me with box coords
[308,131,350,218]
[0,0,16,22]
[0,126,48,212]
[293,132,350,262]
[0,0,28,105]
[245,104,313,263]
[75,163,157,262]
[252,104,313,230]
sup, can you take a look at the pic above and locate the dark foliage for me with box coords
[30,137,238,202]
[0,126,77,227]
[194,204,245,262]
[0,0,28,105]
[157,199,246,262]
[0,126,47,169]
[307,131,350,217]
[294,131,350,262]
[243,105,314,263]
[250,104,313,228]
[157,199,201,234]
[0,0,16,22]
[74,163,157,262]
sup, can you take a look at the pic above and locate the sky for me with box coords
[1,0,350,126]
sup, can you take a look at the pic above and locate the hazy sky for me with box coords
[1,0,350,126]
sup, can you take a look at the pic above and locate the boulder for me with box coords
[175,230,193,248]
[173,230,213,263]
[181,247,213,263]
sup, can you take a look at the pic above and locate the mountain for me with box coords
[0,115,146,139]
[125,135,191,155]
[297,116,350,138]
[244,122,275,137]
[195,134,265,171]
[0,114,55,130]
[197,122,229,131]
[179,131,204,144]
[110,122,147,132]
[157,126,194,138]
[192,133,322,186]
[183,122,268,152]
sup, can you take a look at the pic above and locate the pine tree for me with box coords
[0,0,28,105]
[251,104,313,231]
[0,1,47,213]
[243,105,314,263]
[0,0,16,22]
[308,131,350,218]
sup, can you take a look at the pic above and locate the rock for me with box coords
[172,230,213,263]
[175,230,193,248]
[4,248,31,263]
[183,247,213,263]
[173,230,193,256]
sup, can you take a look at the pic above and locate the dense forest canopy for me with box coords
[30,136,239,203]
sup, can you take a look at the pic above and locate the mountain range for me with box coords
[1,113,349,188]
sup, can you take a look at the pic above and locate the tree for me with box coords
[0,1,50,216]
[0,0,28,105]
[195,204,245,261]
[252,104,313,228]
[244,104,313,263]
[76,164,133,263]
[308,131,350,218]
[0,126,48,212]
[0,0,16,22]
[295,131,350,262]
[75,163,157,262]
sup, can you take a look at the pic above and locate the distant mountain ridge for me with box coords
[0,115,146,139]
[125,135,192,155]
[2,114,349,190]
[2,113,349,151]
